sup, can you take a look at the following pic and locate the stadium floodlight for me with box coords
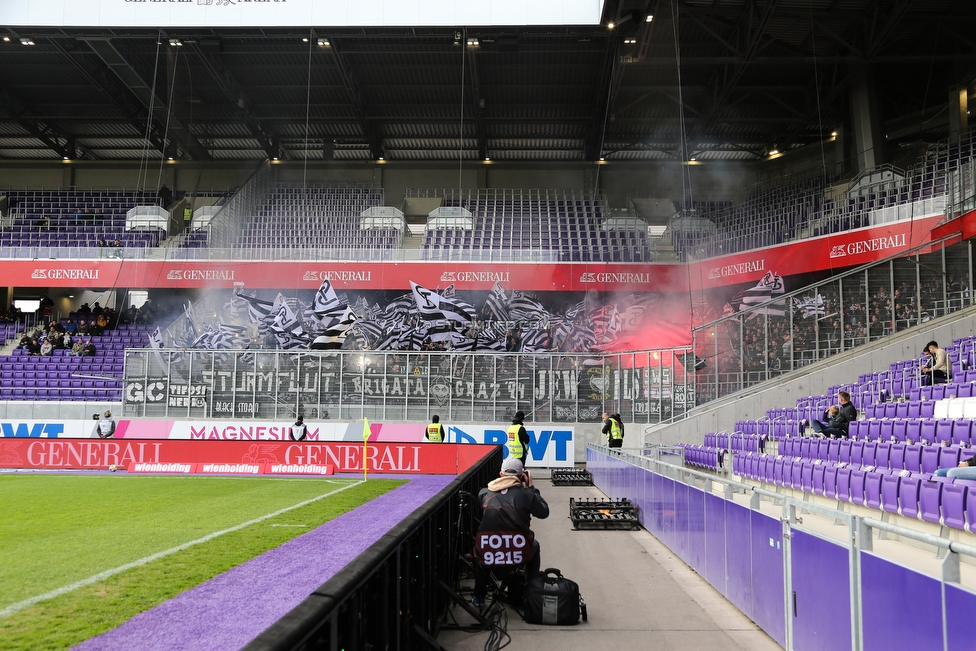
[317,38,330,47]
[3,36,10,42]
[646,14,654,22]
[168,38,182,47]
[20,37,34,46]
[607,22,615,29]
[466,38,479,46]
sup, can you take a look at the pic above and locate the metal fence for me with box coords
[121,347,695,424]
[693,235,975,402]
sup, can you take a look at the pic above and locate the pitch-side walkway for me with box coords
[438,480,783,651]
[74,475,453,651]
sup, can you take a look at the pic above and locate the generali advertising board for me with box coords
[0,419,575,468]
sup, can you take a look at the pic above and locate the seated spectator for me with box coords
[120,306,137,325]
[52,333,65,350]
[33,215,51,229]
[920,340,949,385]
[71,339,85,356]
[810,391,856,438]
[27,338,41,356]
[65,319,78,334]
[78,303,91,316]
[77,319,89,336]
[39,338,54,356]
[82,339,96,357]
[16,333,31,349]
[97,238,107,248]
[935,455,976,480]
[96,313,109,330]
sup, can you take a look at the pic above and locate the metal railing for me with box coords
[243,446,503,651]
[121,347,695,424]
[692,235,974,403]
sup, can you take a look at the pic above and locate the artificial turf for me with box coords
[0,473,403,650]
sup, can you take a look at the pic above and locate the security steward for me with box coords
[603,412,623,448]
[426,414,446,442]
[290,416,308,441]
[507,410,530,464]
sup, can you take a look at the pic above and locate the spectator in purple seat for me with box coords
[920,340,949,386]
[70,338,84,356]
[810,391,856,438]
[65,319,78,335]
[16,333,30,349]
[27,338,41,356]
[33,215,51,230]
[120,306,137,325]
[934,454,976,480]
[52,332,66,350]
[39,337,54,356]
[82,339,96,357]
[97,238,107,248]
[77,319,89,336]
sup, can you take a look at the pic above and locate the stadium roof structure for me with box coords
[0,0,974,164]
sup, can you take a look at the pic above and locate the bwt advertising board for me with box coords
[0,420,575,468]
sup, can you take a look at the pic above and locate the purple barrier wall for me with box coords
[790,530,852,651]
[587,446,973,651]
[860,552,943,651]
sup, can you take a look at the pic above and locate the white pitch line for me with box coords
[0,480,364,619]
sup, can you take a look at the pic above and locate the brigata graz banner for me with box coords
[123,364,693,420]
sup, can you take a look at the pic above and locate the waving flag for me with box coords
[312,278,346,323]
[310,307,357,349]
[732,271,786,317]
[794,294,825,319]
[410,281,475,325]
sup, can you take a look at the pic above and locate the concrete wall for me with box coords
[651,305,976,447]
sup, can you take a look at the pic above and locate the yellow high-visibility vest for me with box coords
[609,417,623,440]
[427,423,443,442]
[507,423,524,458]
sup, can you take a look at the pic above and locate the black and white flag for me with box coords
[794,294,825,319]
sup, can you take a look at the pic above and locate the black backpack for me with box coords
[522,568,587,625]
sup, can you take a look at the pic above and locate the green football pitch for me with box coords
[0,473,403,650]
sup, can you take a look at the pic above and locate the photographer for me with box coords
[472,458,549,606]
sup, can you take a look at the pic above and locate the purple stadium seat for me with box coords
[889,443,907,470]
[963,486,976,533]
[836,467,853,502]
[920,402,936,418]
[940,446,962,469]
[919,480,945,524]
[824,465,839,499]
[953,420,972,447]
[904,445,923,473]
[921,446,941,474]
[942,484,968,530]
[907,402,921,418]
[892,420,908,443]
[813,464,827,495]
[850,441,864,466]
[773,457,786,485]
[868,421,882,440]
[762,456,775,482]
[849,421,863,439]
[936,420,954,446]
[849,469,867,505]
[920,420,937,445]
[800,438,812,459]
[862,442,878,467]
[906,421,921,443]
[899,476,922,518]
[801,461,814,492]
[827,440,841,463]
[839,439,852,464]
[865,471,884,509]
[791,459,803,489]
[895,402,909,418]
[875,443,892,469]
[813,438,828,461]
[881,475,902,514]
[879,420,894,442]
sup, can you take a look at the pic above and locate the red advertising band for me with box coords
[0,439,495,475]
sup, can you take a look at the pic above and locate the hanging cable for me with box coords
[156,42,180,191]
[671,0,692,211]
[139,31,163,191]
[303,29,314,189]
[459,30,466,196]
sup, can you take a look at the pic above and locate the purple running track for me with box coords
[74,475,453,651]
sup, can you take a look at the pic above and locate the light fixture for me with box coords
[485,156,490,161]
[317,38,330,47]
[20,38,34,46]
[63,156,69,161]
[689,156,696,161]
[769,149,779,156]
[3,37,10,43]
[466,38,479,46]
[607,22,615,29]
[624,38,637,44]
[302,37,309,43]
[168,38,182,47]
[68,295,74,298]
[599,157,605,161]
[646,14,654,22]
[378,156,384,161]
[272,157,279,161]
[831,131,838,137]
[168,156,174,161]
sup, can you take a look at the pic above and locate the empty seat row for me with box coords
[779,437,976,473]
